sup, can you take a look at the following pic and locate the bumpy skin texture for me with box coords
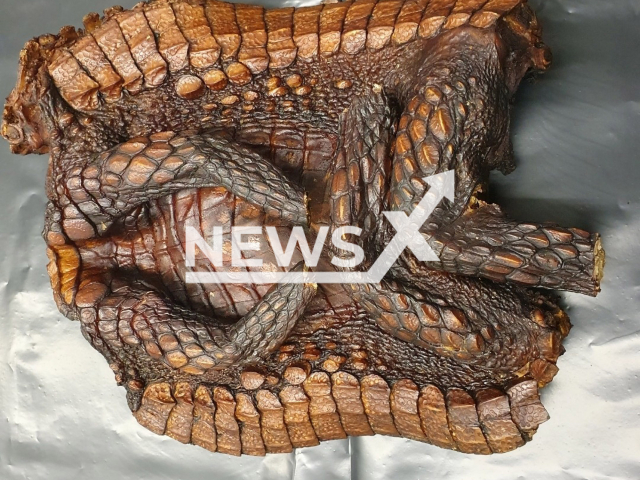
[2,0,605,456]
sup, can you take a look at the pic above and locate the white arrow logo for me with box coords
[366,170,455,282]
[186,170,455,284]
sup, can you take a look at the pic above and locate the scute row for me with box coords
[45,0,523,110]
[134,372,547,456]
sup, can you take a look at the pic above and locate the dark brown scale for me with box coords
[1,0,604,458]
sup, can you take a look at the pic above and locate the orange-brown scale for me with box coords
[92,18,144,95]
[391,0,429,46]
[265,8,297,70]
[116,8,168,87]
[171,0,221,70]
[235,4,269,75]
[144,1,190,73]
[205,0,241,60]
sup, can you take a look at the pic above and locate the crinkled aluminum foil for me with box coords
[1,0,638,478]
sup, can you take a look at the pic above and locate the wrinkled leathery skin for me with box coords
[2,0,605,456]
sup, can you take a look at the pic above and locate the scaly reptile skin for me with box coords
[2,0,605,456]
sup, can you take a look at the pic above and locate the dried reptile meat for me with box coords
[1,0,604,456]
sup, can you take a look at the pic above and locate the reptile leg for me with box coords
[75,264,317,376]
[388,26,512,226]
[406,203,605,296]
[386,26,602,293]
[324,91,394,263]
[58,129,307,242]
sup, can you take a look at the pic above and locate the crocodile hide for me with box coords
[2,0,605,456]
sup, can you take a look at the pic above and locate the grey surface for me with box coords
[0,0,638,479]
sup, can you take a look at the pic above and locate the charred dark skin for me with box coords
[2,0,604,456]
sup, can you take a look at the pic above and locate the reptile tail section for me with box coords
[134,374,549,456]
